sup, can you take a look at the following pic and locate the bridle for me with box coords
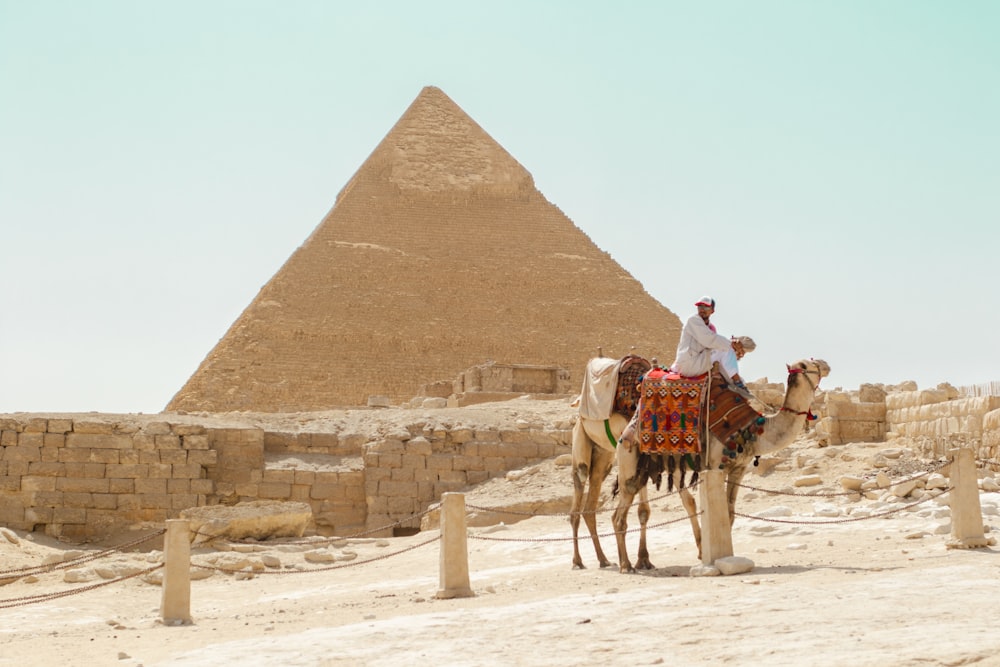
[781,362,822,420]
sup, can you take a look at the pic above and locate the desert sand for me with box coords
[3,398,1000,667]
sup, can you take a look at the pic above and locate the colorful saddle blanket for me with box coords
[707,373,766,462]
[636,368,708,456]
[613,355,652,418]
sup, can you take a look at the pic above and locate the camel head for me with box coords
[747,358,831,458]
[785,358,831,393]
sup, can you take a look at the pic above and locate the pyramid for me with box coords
[166,87,682,412]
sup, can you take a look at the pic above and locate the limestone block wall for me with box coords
[886,391,1000,457]
[1,413,572,541]
[0,416,217,540]
[362,422,570,536]
[983,409,1000,461]
[815,391,886,445]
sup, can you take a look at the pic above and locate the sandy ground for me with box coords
[3,399,1000,667]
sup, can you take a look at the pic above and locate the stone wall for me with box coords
[0,413,570,541]
[885,390,1000,458]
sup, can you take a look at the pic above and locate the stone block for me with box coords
[57,477,109,493]
[181,500,313,544]
[46,419,73,433]
[66,433,133,449]
[134,478,167,495]
[72,421,115,435]
[27,461,64,477]
[159,449,188,465]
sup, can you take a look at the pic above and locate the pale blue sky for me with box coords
[2,1,997,413]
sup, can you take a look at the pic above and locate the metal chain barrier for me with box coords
[735,458,953,498]
[734,488,951,525]
[468,479,704,518]
[468,511,703,543]
[0,564,164,610]
[191,535,441,575]
[0,529,166,578]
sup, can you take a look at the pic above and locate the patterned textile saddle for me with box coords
[707,373,766,463]
[635,368,709,456]
[612,354,652,418]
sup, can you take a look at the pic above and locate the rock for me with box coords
[715,556,754,575]
[794,475,822,487]
[878,448,904,459]
[553,454,573,466]
[813,503,841,517]
[839,476,864,491]
[304,549,337,563]
[875,472,891,488]
[180,501,313,545]
[0,528,19,545]
[689,564,721,577]
[261,554,282,568]
[925,473,948,490]
[981,478,1000,492]
[757,506,793,518]
[892,480,919,498]
[63,568,97,583]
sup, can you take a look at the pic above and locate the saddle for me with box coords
[612,354,652,418]
[630,367,765,463]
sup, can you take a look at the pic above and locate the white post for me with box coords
[947,447,990,549]
[700,470,734,564]
[435,492,474,599]
[161,519,193,624]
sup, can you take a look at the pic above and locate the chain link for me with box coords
[0,564,164,609]
[734,489,951,525]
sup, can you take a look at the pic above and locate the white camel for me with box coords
[611,358,831,573]
[570,355,650,569]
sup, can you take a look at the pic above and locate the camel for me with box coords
[570,355,650,569]
[611,357,831,573]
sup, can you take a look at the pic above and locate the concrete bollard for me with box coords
[947,447,990,549]
[161,519,193,624]
[435,493,474,599]
[699,469,734,564]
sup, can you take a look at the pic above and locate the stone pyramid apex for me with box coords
[167,87,681,412]
[338,86,533,200]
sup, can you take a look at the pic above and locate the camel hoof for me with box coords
[619,562,636,574]
[598,560,613,569]
[635,558,655,571]
[572,562,585,570]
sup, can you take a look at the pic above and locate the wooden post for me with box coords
[435,493,474,599]
[947,447,990,549]
[160,519,192,624]
[700,469,734,564]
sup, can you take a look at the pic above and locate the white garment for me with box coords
[670,314,733,377]
[712,347,740,380]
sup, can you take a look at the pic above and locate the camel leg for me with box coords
[613,442,642,573]
[633,485,654,570]
[611,486,636,574]
[726,465,748,526]
[678,486,702,560]
[570,420,591,569]
[583,447,615,568]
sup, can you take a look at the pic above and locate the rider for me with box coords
[714,335,756,390]
[669,296,740,377]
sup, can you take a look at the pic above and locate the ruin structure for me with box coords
[166,86,681,412]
